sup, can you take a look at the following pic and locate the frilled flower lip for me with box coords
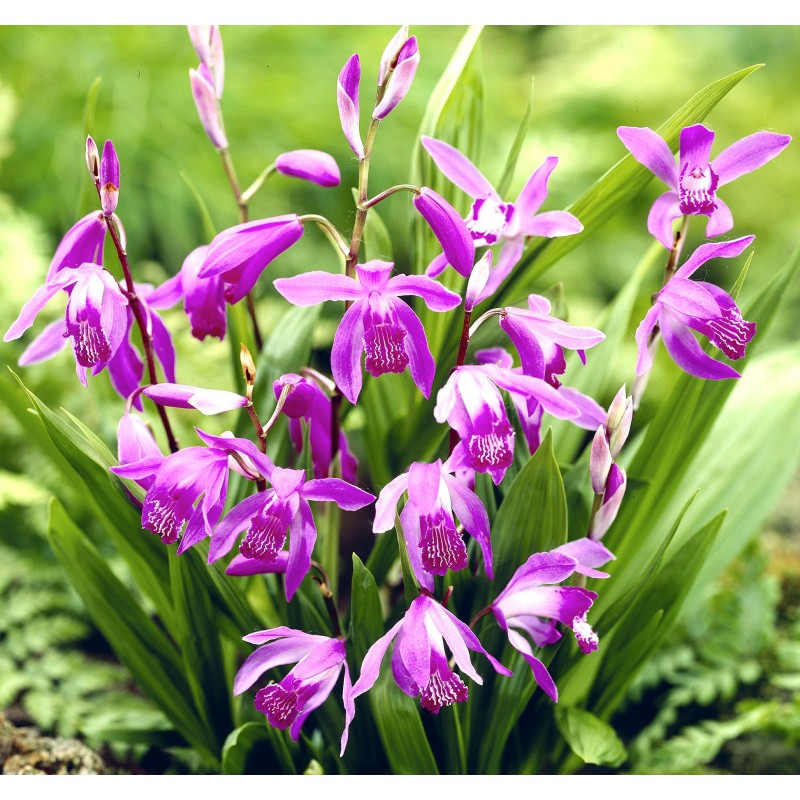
[617,124,791,249]
[274,260,460,404]
[372,458,493,590]
[635,236,756,380]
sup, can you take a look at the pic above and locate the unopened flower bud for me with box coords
[337,54,363,158]
[188,25,224,97]
[85,136,100,182]
[373,36,419,120]
[590,425,612,494]
[190,65,228,150]
[378,25,409,85]
[273,373,315,418]
[240,344,257,394]
[606,386,633,458]
[465,250,491,312]
[275,149,341,187]
[100,140,120,216]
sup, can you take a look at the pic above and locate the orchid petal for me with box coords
[413,188,474,278]
[617,126,678,187]
[302,478,374,510]
[680,124,715,169]
[521,210,583,238]
[226,551,289,576]
[660,310,740,380]
[634,304,661,377]
[18,318,68,366]
[350,618,405,699]
[704,197,734,239]
[208,492,267,563]
[514,156,558,218]
[385,274,461,312]
[647,191,682,250]
[443,473,492,579]
[712,131,791,186]
[420,136,496,200]
[274,271,364,305]
[330,300,367,404]
[284,499,316,601]
[373,472,409,532]
[673,235,755,280]
[391,299,437,399]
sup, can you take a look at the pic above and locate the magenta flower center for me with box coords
[68,314,112,368]
[420,659,469,714]
[363,322,409,377]
[255,683,301,729]
[572,614,599,655]
[468,197,514,244]
[419,509,468,576]
[706,306,755,361]
[678,162,719,215]
[467,420,515,473]
[240,506,288,560]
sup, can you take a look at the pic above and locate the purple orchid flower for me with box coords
[274,260,461,404]
[197,215,305,305]
[45,212,107,282]
[373,35,419,120]
[351,593,511,714]
[373,459,492,591]
[499,294,605,396]
[234,627,354,756]
[421,136,582,298]
[434,362,579,485]
[5,262,128,387]
[474,346,605,457]
[226,550,290,577]
[149,245,226,342]
[275,149,341,187]
[636,236,756,380]
[618,123,791,249]
[116,412,164,491]
[491,550,604,701]
[337,54,364,158]
[274,373,358,483]
[413,187,475,279]
[208,448,374,600]
[111,429,259,552]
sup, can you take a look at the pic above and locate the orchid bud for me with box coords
[590,463,627,540]
[275,149,341,187]
[378,26,409,85]
[188,25,224,97]
[116,413,163,490]
[190,65,228,150]
[605,385,633,458]
[590,425,612,494]
[240,344,257,395]
[465,251,491,312]
[143,383,249,415]
[337,54,364,158]
[85,136,100,182]
[413,187,474,278]
[99,140,120,216]
[373,36,419,120]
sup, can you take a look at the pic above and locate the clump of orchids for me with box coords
[5,25,790,769]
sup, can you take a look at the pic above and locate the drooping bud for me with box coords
[373,36,419,120]
[99,140,120,216]
[85,136,100,183]
[465,250,491,312]
[378,26,409,85]
[273,374,315,419]
[190,65,228,150]
[143,383,249,415]
[590,463,627,540]
[605,385,633,458]
[590,425,612,495]
[275,149,341,187]
[337,54,364,158]
[413,187,474,278]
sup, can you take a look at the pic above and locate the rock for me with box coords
[0,712,105,775]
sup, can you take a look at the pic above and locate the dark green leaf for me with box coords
[222,721,297,775]
[349,554,384,662]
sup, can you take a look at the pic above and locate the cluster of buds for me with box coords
[589,386,633,539]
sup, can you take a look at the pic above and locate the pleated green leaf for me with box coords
[222,721,297,775]
[349,554,384,663]
[554,706,627,767]
[495,64,763,305]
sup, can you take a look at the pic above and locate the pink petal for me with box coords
[647,191,682,250]
[617,126,678,188]
[421,135,496,200]
[712,131,791,186]
[330,300,367,404]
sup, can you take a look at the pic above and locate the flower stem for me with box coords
[105,216,179,454]
[219,147,264,350]
[311,560,342,637]
[449,308,473,456]
[360,183,419,210]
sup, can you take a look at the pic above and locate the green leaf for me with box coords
[10,371,176,634]
[369,676,439,775]
[180,170,218,243]
[496,64,764,305]
[47,498,218,766]
[487,429,568,597]
[554,706,627,768]
[169,548,233,752]
[495,78,534,198]
[349,554,384,662]
[222,721,297,775]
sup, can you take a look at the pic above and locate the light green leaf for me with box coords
[222,721,297,775]
[495,78,535,198]
[555,705,627,767]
